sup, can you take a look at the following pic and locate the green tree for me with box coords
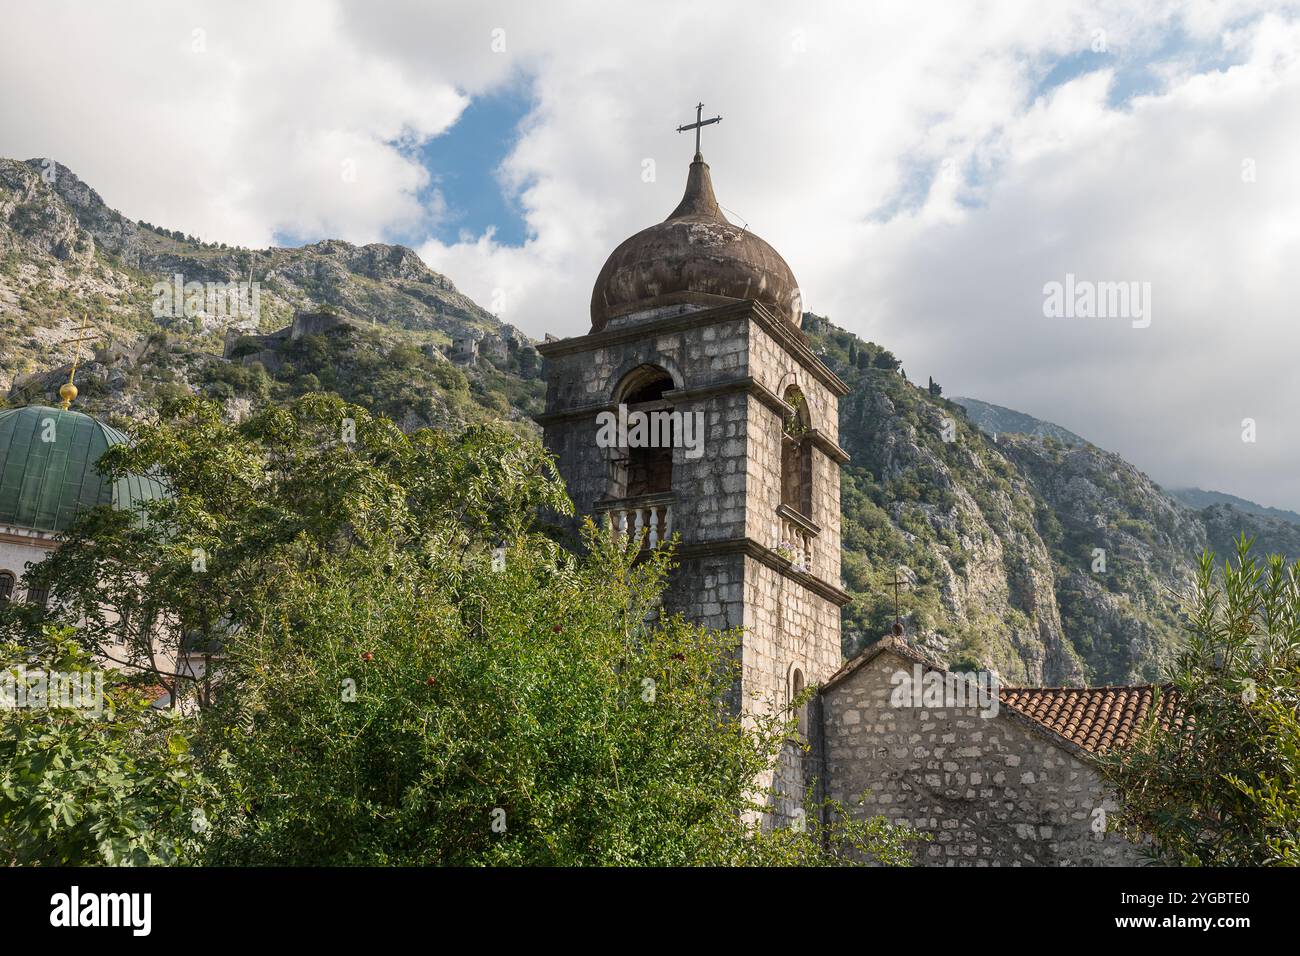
[0,629,211,865]
[871,350,900,371]
[201,528,917,865]
[18,394,570,706]
[1101,537,1300,865]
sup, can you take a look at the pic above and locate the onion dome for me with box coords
[590,155,802,331]
[0,405,168,534]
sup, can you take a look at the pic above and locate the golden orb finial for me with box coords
[57,320,98,410]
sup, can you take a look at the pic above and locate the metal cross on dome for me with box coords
[677,102,721,159]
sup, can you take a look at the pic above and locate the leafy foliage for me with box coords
[12,393,568,706]
[0,630,211,865]
[1101,537,1300,865]
[202,529,918,865]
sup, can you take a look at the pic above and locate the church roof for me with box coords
[822,636,1181,759]
[589,155,803,332]
[999,685,1181,755]
[0,405,168,534]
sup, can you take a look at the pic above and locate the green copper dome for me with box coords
[0,405,168,534]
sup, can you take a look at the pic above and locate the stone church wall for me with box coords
[743,556,842,707]
[0,529,55,601]
[662,551,842,824]
[746,325,840,572]
[663,554,745,634]
[817,647,1144,866]
[744,555,843,823]
[538,308,753,538]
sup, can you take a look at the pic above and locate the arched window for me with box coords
[610,365,675,499]
[0,571,14,604]
[781,385,812,518]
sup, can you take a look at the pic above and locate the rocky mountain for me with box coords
[2,157,1292,687]
[4,158,496,332]
[802,317,1298,685]
[1196,503,1300,569]
[0,157,544,428]
[1168,486,1300,526]
[951,397,1300,559]
[949,396,1090,447]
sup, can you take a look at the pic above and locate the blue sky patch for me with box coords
[413,86,534,247]
[1032,24,1250,110]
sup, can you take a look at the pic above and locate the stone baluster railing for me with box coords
[778,514,813,573]
[606,499,673,549]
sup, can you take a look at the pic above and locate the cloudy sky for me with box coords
[2,0,1298,509]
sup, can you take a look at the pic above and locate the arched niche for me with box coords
[781,384,813,518]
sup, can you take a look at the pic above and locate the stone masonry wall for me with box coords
[745,322,842,586]
[663,553,745,634]
[819,648,1143,866]
[539,309,752,543]
[744,556,843,820]
[742,557,842,709]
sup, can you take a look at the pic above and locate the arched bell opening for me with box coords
[609,364,676,500]
[781,385,812,519]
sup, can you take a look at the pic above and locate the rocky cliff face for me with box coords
[831,351,1082,684]
[995,435,1206,683]
[949,396,1088,447]
[0,161,95,263]
[805,318,1297,686]
[6,158,498,335]
[1198,504,1300,567]
[36,160,142,264]
[0,157,542,428]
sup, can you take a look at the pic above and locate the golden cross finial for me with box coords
[58,321,97,410]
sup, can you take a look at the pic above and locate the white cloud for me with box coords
[0,0,467,245]
[2,0,1298,506]
[864,12,1300,508]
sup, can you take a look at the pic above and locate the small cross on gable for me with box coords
[887,568,911,636]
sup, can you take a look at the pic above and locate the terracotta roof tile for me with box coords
[998,685,1181,755]
[820,636,1186,759]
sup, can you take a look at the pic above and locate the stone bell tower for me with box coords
[536,127,851,811]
